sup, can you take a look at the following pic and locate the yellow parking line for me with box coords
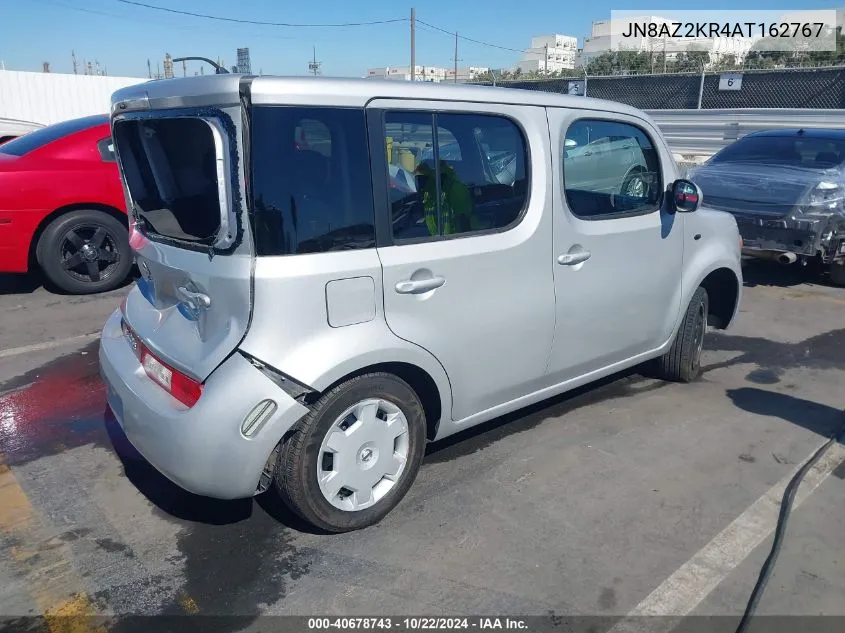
[0,456,101,633]
[44,594,107,633]
[179,594,200,614]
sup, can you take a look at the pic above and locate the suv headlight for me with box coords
[803,181,843,215]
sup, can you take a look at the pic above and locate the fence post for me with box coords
[583,70,588,98]
[697,66,705,109]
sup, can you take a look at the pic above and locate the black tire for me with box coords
[830,262,845,287]
[275,373,426,533]
[652,287,709,383]
[36,209,131,294]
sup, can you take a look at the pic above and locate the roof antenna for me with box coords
[172,56,230,74]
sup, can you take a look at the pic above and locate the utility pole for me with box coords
[147,59,152,79]
[544,43,549,75]
[454,32,459,83]
[410,8,416,81]
[182,59,187,77]
[308,46,322,75]
[72,50,78,75]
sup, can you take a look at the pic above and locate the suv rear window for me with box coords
[112,117,223,243]
[250,106,375,256]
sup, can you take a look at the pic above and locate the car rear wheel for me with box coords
[36,209,132,294]
[274,373,426,533]
[651,287,709,383]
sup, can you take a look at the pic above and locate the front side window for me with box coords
[384,111,529,241]
[251,106,375,255]
[563,119,662,219]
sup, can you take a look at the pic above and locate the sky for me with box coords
[1,0,843,78]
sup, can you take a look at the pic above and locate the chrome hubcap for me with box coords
[625,176,645,197]
[317,398,410,511]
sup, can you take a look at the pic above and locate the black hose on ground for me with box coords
[734,416,845,633]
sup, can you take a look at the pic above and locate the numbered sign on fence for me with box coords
[567,80,585,96]
[719,73,743,91]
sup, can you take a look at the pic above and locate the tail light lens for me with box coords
[121,319,203,407]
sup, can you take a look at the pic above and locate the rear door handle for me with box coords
[557,251,591,266]
[176,285,211,309]
[395,276,446,294]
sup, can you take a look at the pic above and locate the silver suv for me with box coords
[100,75,743,533]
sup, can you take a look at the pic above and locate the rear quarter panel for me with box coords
[238,250,453,435]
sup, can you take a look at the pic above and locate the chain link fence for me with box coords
[473,66,845,109]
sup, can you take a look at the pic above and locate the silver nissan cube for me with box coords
[100,74,743,532]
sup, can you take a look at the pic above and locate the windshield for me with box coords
[0,115,106,157]
[710,135,845,169]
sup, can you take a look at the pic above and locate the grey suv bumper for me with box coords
[99,308,310,500]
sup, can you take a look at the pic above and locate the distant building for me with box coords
[366,66,448,82]
[237,48,251,75]
[518,35,578,74]
[445,66,490,83]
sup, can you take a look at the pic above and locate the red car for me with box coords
[0,114,132,294]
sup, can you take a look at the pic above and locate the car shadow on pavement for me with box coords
[0,272,43,295]
[425,368,667,463]
[741,258,839,289]
[103,408,326,533]
[726,387,845,442]
[0,268,139,296]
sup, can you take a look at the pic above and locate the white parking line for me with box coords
[609,439,845,633]
[0,333,100,360]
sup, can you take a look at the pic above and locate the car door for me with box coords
[545,109,685,383]
[368,99,555,422]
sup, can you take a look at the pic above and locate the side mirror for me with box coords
[672,179,702,213]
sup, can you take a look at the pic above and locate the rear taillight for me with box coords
[121,319,203,407]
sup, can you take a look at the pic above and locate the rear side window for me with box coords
[0,114,106,157]
[250,106,375,256]
[384,111,529,241]
[97,137,115,162]
[112,117,222,243]
[563,119,662,219]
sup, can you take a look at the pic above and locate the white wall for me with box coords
[0,70,147,126]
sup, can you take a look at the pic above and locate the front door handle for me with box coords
[557,251,591,266]
[395,276,446,294]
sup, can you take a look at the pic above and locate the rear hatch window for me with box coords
[112,118,224,244]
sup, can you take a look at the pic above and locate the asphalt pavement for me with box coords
[0,261,844,633]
